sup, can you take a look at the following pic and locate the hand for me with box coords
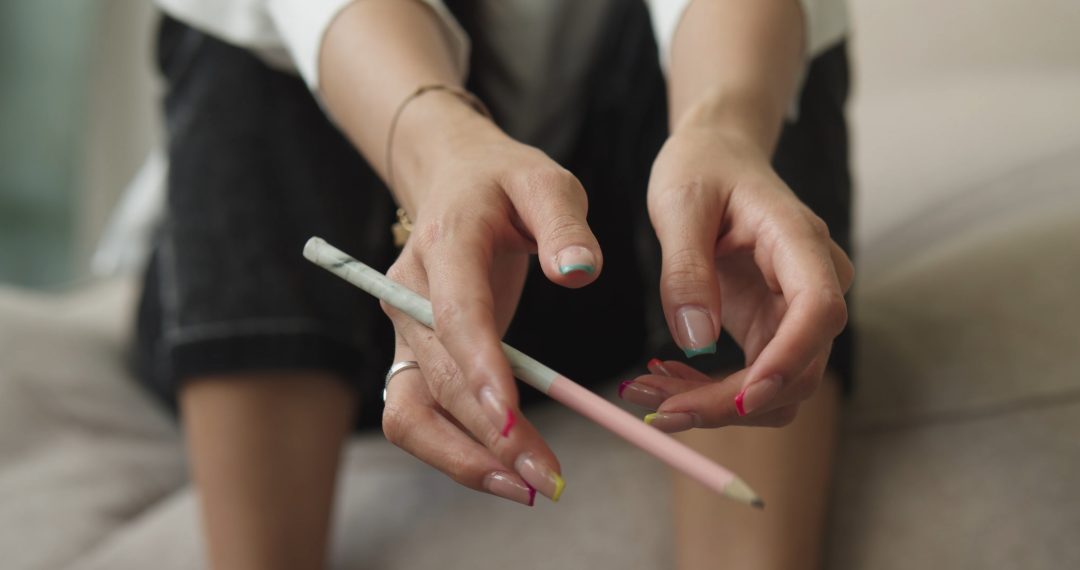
[379,106,599,504]
[632,124,853,431]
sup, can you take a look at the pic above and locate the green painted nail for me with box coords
[681,343,718,358]
[558,264,595,276]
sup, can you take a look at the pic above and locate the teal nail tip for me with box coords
[559,264,595,276]
[681,343,718,358]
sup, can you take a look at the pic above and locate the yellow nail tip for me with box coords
[551,474,566,502]
[643,413,658,425]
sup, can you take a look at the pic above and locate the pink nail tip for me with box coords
[501,409,517,437]
[527,484,536,507]
[647,358,672,377]
[734,390,747,416]
[617,380,633,398]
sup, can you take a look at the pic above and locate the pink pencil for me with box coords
[304,237,763,508]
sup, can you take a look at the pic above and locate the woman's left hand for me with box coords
[629,123,854,432]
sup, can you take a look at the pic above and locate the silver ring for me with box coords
[383,360,420,402]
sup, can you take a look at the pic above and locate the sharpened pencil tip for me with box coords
[751,498,765,510]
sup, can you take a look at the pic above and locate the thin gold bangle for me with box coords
[385,84,491,247]
[391,208,413,248]
[384,84,492,193]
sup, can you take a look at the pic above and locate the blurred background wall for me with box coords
[0,0,158,289]
[850,0,1080,256]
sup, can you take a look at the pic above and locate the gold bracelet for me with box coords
[384,84,491,193]
[384,84,491,247]
[391,208,413,248]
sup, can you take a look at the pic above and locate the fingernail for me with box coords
[643,411,696,432]
[515,452,565,502]
[556,246,596,276]
[618,381,666,409]
[646,358,673,377]
[480,386,515,437]
[483,472,534,507]
[675,306,717,357]
[735,375,783,416]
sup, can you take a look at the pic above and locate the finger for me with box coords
[649,358,715,382]
[384,250,515,436]
[390,313,566,501]
[416,220,521,431]
[742,210,848,407]
[382,351,536,507]
[618,371,709,410]
[505,167,602,288]
[648,184,724,359]
[617,358,713,409]
[647,349,830,431]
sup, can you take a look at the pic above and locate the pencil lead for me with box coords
[751,498,765,510]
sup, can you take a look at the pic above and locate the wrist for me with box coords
[673,86,785,157]
[390,89,502,211]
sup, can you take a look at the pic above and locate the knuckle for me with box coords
[650,179,708,217]
[425,358,462,404]
[412,219,444,252]
[432,299,465,331]
[517,166,577,194]
[438,444,490,490]
[381,403,409,447]
[663,248,715,298]
[514,167,589,219]
[442,448,481,488]
[478,426,505,452]
[816,289,849,333]
[804,212,831,239]
[543,213,588,244]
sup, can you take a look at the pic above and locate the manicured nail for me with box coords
[515,452,565,502]
[675,306,717,357]
[480,386,514,437]
[483,472,534,507]
[646,358,673,377]
[643,411,696,432]
[618,381,666,409]
[556,246,596,276]
[735,375,783,416]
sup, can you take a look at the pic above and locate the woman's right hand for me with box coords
[378,93,601,505]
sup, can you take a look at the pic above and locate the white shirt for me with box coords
[157,0,846,158]
[155,0,847,93]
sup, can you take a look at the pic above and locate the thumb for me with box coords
[508,168,603,289]
[649,187,723,358]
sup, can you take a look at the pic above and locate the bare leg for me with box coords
[673,374,840,570]
[181,372,357,570]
